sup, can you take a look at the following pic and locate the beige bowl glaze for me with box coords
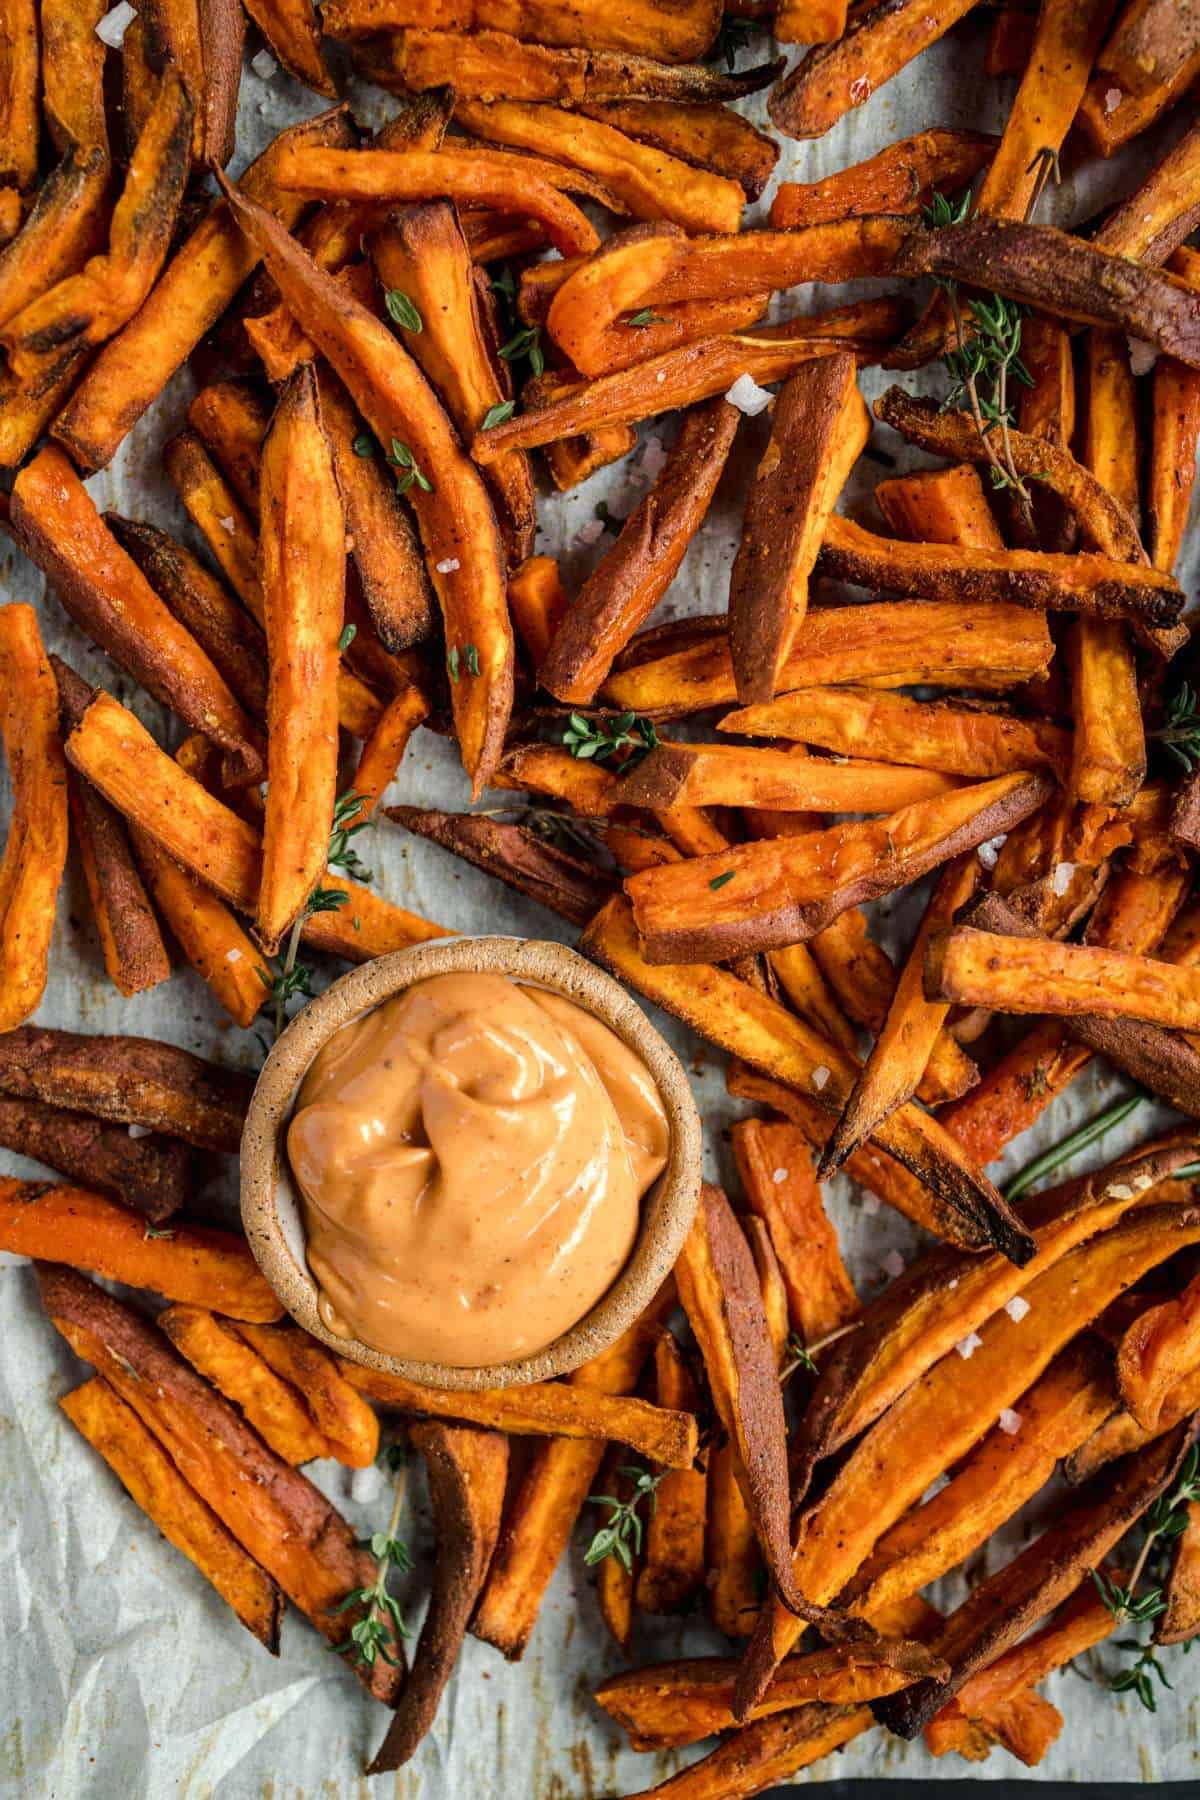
[240,936,702,1390]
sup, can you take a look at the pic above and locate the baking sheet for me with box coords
[2,13,1199,1795]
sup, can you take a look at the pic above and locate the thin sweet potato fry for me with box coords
[348,689,427,822]
[159,1305,331,1465]
[731,1118,857,1342]
[1116,1271,1200,1431]
[0,1178,280,1318]
[242,0,332,94]
[624,742,961,814]
[187,379,269,514]
[39,1267,401,1702]
[769,0,982,138]
[509,556,567,669]
[1068,1358,1200,1487]
[10,449,263,785]
[52,107,352,474]
[225,1321,379,1467]
[0,146,110,335]
[0,0,38,196]
[322,0,723,59]
[131,825,264,1029]
[578,100,778,202]
[539,398,737,703]
[0,605,68,1032]
[68,770,170,998]
[769,130,994,229]
[0,1097,186,1222]
[389,28,778,102]
[40,0,108,156]
[636,1331,707,1614]
[1098,0,1200,99]
[622,1702,872,1800]
[1096,120,1200,272]
[216,175,513,795]
[60,1377,283,1650]
[1148,249,1200,577]
[342,1361,700,1468]
[927,925,1200,1031]
[624,771,1053,962]
[595,1448,638,1654]
[1157,1501,1200,1645]
[386,807,616,926]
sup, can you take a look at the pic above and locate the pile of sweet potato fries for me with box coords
[3,0,1200,1787]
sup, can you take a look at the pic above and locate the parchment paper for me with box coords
[2,14,1199,1795]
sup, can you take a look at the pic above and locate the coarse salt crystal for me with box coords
[861,1192,881,1215]
[350,1463,385,1506]
[1050,860,1075,896]
[435,557,460,574]
[127,1123,151,1139]
[725,373,773,417]
[96,1,136,47]
[251,48,277,79]
[218,515,235,534]
[225,947,243,964]
[998,1408,1022,1435]
[1127,337,1158,377]
[1104,86,1123,114]
[977,833,1007,870]
[955,1331,983,1360]
[811,1064,830,1091]
[1107,1183,1134,1200]
[772,1167,788,1185]
[1004,1295,1030,1322]
[884,1250,905,1279]
[655,369,666,383]
[575,518,606,546]
[849,74,872,104]
[947,1277,959,1289]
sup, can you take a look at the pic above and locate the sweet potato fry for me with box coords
[731,1119,857,1342]
[0,1097,186,1222]
[255,364,344,951]
[876,1421,1195,1737]
[367,202,535,566]
[1098,0,1200,98]
[624,771,1053,962]
[578,100,778,202]
[1148,249,1200,577]
[10,450,263,785]
[603,601,1054,716]
[623,1702,872,1800]
[1116,1271,1200,1431]
[0,146,110,335]
[0,605,68,1032]
[224,1321,379,1467]
[774,0,845,44]
[1068,1356,1200,1487]
[769,130,994,229]
[52,107,351,474]
[928,924,1200,1031]
[40,0,108,157]
[594,1447,638,1654]
[242,0,332,94]
[187,379,269,515]
[540,399,736,703]
[329,0,723,56]
[1157,1501,1200,1645]
[624,741,962,815]
[584,897,1033,1264]
[509,556,567,668]
[729,354,867,703]
[159,1305,332,1465]
[874,462,1008,542]
[215,175,513,796]
[347,689,427,822]
[1078,35,1200,157]
[386,807,616,926]
[39,1266,401,1702]
[0,0,38,196]
[60,1377,283,1650]
[130,826,264,1029]
[769,0,982,138]
[1096,120,1200,270]
[389,28,777,102]
[68,770,170,998]
[0,1178,279,1317]
[635,1331,707,1614]
[342,1361,700,1468]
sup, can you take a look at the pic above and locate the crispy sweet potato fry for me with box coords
[0,145,110,334]
[52,107,351,474]
[1078,36,1200,157]
[1157,1501,1200,1645]
[0,1097,186,1222]
[0,0,38,196]
[509,556,567,668]
[39,1267,401,1702]
[131,826,264,1029]
[769,130,994,229]
[348,689,427,823]
[60,1377,283,1649]
[389,28,777,102]
[386,807,616,926]
[1116,1272,1200,1431]
[624,771,1053,962]
[635,1331,707,1614]
[0,1178,279,1317]
[731,1119,857,1342]
[928,924,1200,1031]
[625,742,961,815]
[159,1305,331,1465]
[0,605,68,1032]
[1098,0,1200,98]
[68,770,170,998]
[729,354,867,703]
[256,365,344,951]
[1148,249,1200,577]
[876,1422,1195,1737]
[578,100,777,202]
[40,0,108,156]
[1096,120,1200,271]
[187,379,269,515]
[215,175,513,795]
[769,0,982,139]
[242,0,332,93]
[369,1423,507,1772]
[584,898,1033,1262]
[342,1361,699,1467]
[225,1321,379,1467]
[11,450,263,785]
[1068,1354,1200,1486]
[624,1702,872,1800]
[320,0,723,59]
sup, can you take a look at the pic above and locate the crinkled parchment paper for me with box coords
[2,15,1199,1796]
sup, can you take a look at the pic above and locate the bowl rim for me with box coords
[239,934,703,1390]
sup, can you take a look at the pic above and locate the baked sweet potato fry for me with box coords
[0,1178,279,1317]
[729,354,867,704]
[347,689,427,823]
[1116,1272,1200,1432]
[635,1330,707,1615]
[387,28,778,102]
[1148,249,1200,578]
[594,1447,639,1654]
[0,605,68,1032]
[39,1267,401,1702]
[242,0,332,93]
[386,807,616,926]
[0,0,38,197]
[769,0,982,138]
[1157,1501,1200,1645]
[731,1118,857,1343]
[40,0,108,158]
[342,1361,699,1468]
[159,1305,331,1465]
[508,556,567,669]
[1096,121,1200,275]
[539,398,737,703]
[60,1376,283,1650]
[320,0,723,59]
[623,1702,872,1800]
[927,924,1200,1032]
[131,826,265,1029]
[215,174,513,795]
[769,130,995,229]
[0,1097,186,1222]
[0,145,110,335]
[603,601,1054,716]
[624,771,1052,962]
[68,770,170,998]
[622,741,962,815]
[187,378,269,514]
[227,1321,379,1468]
[1068,1355,1200,1488]
[578,100,778,202]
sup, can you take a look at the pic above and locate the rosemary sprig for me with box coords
[1152,682,1200,774]
[332,1459,414,1669]
[1094,1444,1200,1710]
[584,1464,666,1570]
[561,710,659,772]
[256,789,371,1042]
[1002,1090,1145,1202]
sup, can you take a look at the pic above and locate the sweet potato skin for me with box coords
[0,1098,187,1222]
[386,807,617,925]
[67,766,171,999]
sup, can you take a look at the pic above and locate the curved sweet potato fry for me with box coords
[578,99,778,201]
[769,129,995,228]
[0,145,111,334]
[1158,1501,1200,1645]
[0,605,69,1031]
[1116,1271,1200,1431]
[621,1702,871,1800]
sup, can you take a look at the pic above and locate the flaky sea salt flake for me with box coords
[1004,1295,1030,1322]
[955,1331,983,1360]
[811,1064,830,1091]
[998,1408,1022,1435]
[725,373,773,416]
[96,1,136,47]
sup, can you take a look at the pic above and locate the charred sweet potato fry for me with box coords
[39,1267,402,1702]
[731,1119,857,1343]
[0,1097,186,1222]
[11,450,263,785]
[60,1377,283,1650]
[386,807,616,926]
[635,1331,707,1615]
[343,1360,699,1467]
[1068,1353,1200,1486]
[1115,1272,1200,1431]
[159,1305,332,1465]
[769,130,995,229]
[0,145,110,335]
[52,107,351,474]
[769,0,982,138]
[729,354,867,704]
[603,601,1054,716]
[242,0,332,93]
[40,0,108,157]
[0,1178,279,1317]
[215,175,513,795]
[255,365,344,951]
[624,771,1053,962]
[623,1702,872,1800]
[622,741,961,815]
[131,826,264,1029]
[539,399,737,702]
[68,770,170,998]
[389,28,778,102]
[578,100,778,202]
[0,605,68,1032]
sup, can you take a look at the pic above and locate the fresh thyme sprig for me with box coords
[778,1321,859,1390]
[1025,145,1062,219]
[498,324,545,379]
[387,439,433,496]
[332,1457,414,1669]
[561,710,659,773]
[1002,1090,1146,1202]
[1094,1444,1200,1710]
[256,789,372,1042]
[708,14,751,71]
[584,1465,666,1569]
[471,804,610,859]
[1152,682,1200,773]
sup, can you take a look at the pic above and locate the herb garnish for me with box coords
[498,324,545,378]
[472,805,609,859]
[780,1331,817,1381]
[708,14,751,71]
[482,400,516,431]
[256,790,372,1041]
[387,440,432,495]
[627,308,668,328]
[1002,1090,1145,1201]
[332,1457,414,1669]
[447,643,480,684]
[1094,1444,1200,1710]
[1152,682,1200,773]
[584,1464,666,1569]
[143,1225,175,1241]
[709,870,736,891]
[352,433,374,458]
[561,710,659,772]
[337,622,357,652]
[384,289,422,333]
